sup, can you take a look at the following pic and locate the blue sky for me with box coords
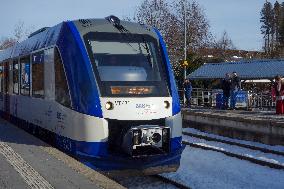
[0,0,279,51]
[0,0,142,37]
[197,0,278,51]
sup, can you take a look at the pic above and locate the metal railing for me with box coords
[179,88,214,107]
[179,88,276,109]
[248,92,275,109]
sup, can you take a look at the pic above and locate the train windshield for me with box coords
[84,32,170,97]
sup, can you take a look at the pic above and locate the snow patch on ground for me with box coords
[183,135,284,166]
[162,147,284,189]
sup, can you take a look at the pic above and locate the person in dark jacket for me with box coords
[274,75,284,114]
[230,72,241,109]
[183,79,192,108]
[222,73,231,109]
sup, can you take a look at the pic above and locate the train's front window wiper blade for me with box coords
[106,15,139,53]
[106,15,152,67]
[141,36,153,68]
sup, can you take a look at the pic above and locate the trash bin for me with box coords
[235,91,248,108]
[216,93,223,109]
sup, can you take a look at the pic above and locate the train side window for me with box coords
[54,49,71,108]
[0,64,3,93]
[32,52,44,98]
[4,62,9,94]
[13,60,19,94]
[20,56,30,96]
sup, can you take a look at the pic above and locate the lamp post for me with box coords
[183,0,187,105]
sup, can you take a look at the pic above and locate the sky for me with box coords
[197,0,278,51]
[0,0,279,51]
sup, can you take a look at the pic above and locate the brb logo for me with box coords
[136,103,151,109]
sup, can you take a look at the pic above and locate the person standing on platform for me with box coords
[221,73,231,109]
[274,75,284,114]
[183,79,192,108]
[230,71,241,110]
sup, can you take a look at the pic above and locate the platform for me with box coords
[182,108,284,145]
[0,119,124,189]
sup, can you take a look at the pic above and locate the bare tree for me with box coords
[13,20,33,42]
[133,0,213,85]
[133,0,174,37]
[215,31,235,50]
[209,31,236,60]
[0,37,17,50]
[169,0,214,82]
[14,21,26,42]
[0,21,32,50]
[173,0,212,51]
[133,0,183,79]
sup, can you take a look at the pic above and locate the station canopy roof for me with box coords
[188,59,284,80]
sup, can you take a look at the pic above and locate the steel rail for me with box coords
[183,141,284,170]
[152,175,192,189]
[183,131,284,156]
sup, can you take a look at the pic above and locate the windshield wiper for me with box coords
[141,36,153,68]
[106,15,139,53]
[105,15,153,67]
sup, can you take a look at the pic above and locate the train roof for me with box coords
[0,17,157,62]
[0,23,62,62]
[72,18,156,38]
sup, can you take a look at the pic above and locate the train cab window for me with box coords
[13,60,19,94]
[20,56,30,96]
[84,32,170,97]
[0,65,3,93]
[32,52,44,98]
[54,49,71,108]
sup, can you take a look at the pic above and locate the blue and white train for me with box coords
[0,16,184,174]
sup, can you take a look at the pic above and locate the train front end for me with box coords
[68,17,184,174]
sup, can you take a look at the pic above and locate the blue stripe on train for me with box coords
[61,135,183,170]
[73,136,182,157]
[56,22,102,117]
[76,137,184,171]
[154,29,181,116]
[5,112,183,171]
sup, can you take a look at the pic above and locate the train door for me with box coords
[4,62,10,117]
[44,47,55,100]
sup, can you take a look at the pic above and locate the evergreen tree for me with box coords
[273,1,281,53]
[260,1,273,55]
[279,2,284,56]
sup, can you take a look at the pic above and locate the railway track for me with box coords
[183,132,284,170]
[152,175,191,189]
[112,175,191,189]
[183,131,284,156]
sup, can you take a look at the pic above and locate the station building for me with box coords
[187,59,284,108]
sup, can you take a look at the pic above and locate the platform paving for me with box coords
[182,108,284,145]
[0,119,124,189]
[0,153,29,189]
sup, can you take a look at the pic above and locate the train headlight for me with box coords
[164,101,170,109]
[105,101,114,110]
